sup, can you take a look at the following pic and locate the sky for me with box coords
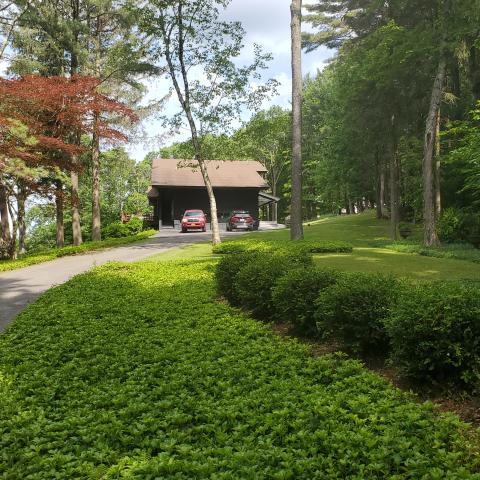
[127,0,333,162]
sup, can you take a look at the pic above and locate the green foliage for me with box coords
[1,260,478,477]
[437,208,480,247]
[315,273,401,356]
[124,192,152,216]
[233,251,312,318]
[103,218,144,238]
[125,217,144,235]
[0,230,155,273]
[215,252,255,306]
[438,208,469,243]
[212,239,353,255]
[272,267,339,335]
[103,221,130,238]
[386,282,480,390]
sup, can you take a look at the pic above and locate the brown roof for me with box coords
[150,158,268,189]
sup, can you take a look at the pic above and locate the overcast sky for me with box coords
[127,0,333,162]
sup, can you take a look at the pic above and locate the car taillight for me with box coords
[232,216,240,221]
[246,216,253,222]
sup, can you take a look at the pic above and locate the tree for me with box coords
[0,74,137,258]
[290,0,303,240]
[137,0,276,245]
[236,107,291,222]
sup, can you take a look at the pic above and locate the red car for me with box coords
[181,210,207,233]
[226,211,255,231]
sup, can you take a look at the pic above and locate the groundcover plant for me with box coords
[0,259,479,479]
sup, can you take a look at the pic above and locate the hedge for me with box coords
[233,250,312,318]
[315,272,401,356]
[272,266,339,335]
[386,281,480,390]
[212,239,353,255]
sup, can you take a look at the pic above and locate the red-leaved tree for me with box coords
[0,75,137,258]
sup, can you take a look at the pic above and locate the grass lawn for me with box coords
[1,259,479,478]
[0,230,156,273]
[221,213,479,282]
[155,213,480,282]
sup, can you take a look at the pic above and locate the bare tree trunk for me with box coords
[290,0,303,240]
[0,180,10,246]
[17,183,27,255]
[423,58,446,247]
[91,113,102,241]
[272,180,278,223]
[196,157,221,244]
[390,117,400,240]
[71,166,83,246]
[375,147,386,219]
[6,197,17,260]
[55,179,65,248]
[91,18,102,242]
[70,0,82,246]
[379,168,386,218]
[434,109,441,219]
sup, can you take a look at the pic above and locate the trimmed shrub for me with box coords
[215,253,259,306]
[103,221,130,238]
[233,251,312,319]
[125,217,144,235]
[213,239,353,255]
[315,272,401,356]
[272,267,339,335]
[386,281,480,390]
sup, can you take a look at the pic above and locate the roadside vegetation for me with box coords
[1,259,479,478]
[0,229,155,273]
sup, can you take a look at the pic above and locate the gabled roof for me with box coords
[150,158,268,189]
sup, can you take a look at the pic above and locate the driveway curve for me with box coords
[0,229,240,332]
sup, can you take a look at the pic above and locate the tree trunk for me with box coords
[423,58,446,247]
[375,147,386,219]
[271,180,278,223]
[71,166,83,246]
[55,179,65,248]
[91,113,102,241]
[197,157,221,244]
[434,109,441,219]
[0,180,10,246]
[17,183,27,255]
[390,117,400,241]
[290,0,303,240]
[70,1,82,246]
[91,18,102,242]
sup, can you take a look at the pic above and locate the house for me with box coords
[147,158,279,228]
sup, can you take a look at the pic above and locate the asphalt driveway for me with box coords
[0,229,243,332]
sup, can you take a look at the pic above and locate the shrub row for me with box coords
[215,251,480,391]
[212,239,353,255]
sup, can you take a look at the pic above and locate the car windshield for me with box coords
[184,212,203,217]
[233,214,250,218]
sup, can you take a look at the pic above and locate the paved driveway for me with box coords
[0,229,243,332]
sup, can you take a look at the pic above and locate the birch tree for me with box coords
[137,0,276,245]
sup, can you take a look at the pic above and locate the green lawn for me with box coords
[0,230,156,273]
[1,259,479,478]
[226,213,479,282]
[154,213,480,282]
